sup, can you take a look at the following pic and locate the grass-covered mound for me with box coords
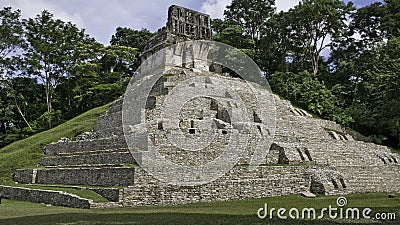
[0,104,110,182]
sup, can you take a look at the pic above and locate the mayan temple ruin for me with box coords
[0,5,399,208]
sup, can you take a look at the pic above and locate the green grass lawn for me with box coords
[0,104,110,182]
[0,193,398,225]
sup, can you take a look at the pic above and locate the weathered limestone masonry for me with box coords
[140,5,211,61]
[6,5,400,208]
[0,185,91,208]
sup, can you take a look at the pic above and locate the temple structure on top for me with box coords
[140,5,212,61]
[166,5,212,39]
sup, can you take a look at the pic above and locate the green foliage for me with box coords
[213,20,254,50]
[66,44,137,116]
[110,27,153,52]
[0,7,139,147]
[30,110,64,132]
[224,0,275,41]
[369,134,388,145]
[0,77,45,147]
[349,37,400,145]
[257,0,354,77]
[110,27,153,71]
[268,71,353,125]
[272,0,353,76]
[0,7,24,61]
[22,10,94,126]
[381,0,400,38]
[351,0,400,47]
[257,11,293,75]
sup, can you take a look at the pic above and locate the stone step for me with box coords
[26,184,121,202]
[271,137,393,166]
[42,164,132,169]
[14,167,135,187]
[271,142,387,167]
[45,136,128,155]
[40,151,136,167]
[90,202,123,208]
[0,185,92,208]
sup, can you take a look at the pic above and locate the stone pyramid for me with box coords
[1,5,399,209]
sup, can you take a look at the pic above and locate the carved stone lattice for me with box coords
[141,5,211,61]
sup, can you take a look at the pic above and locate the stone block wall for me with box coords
[45,136,127,155]
[14,167,135,186]
[40,151,135,167]
[337,165,400,193]
[122,166,311,206]
[0,185,91,208]
[13,169,33,184]
[89,188,120,202]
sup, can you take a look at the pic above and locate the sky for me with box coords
[1,0,383,45]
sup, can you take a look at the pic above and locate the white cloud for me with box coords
[2,0,85,28]
[275,0,301,12]
[1,0,202,45]
[201,0,231,19]
[200,0,302,20]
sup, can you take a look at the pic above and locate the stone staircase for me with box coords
[14,138,136,186]
[8,130,137,207]
[0,99,136,208]
[337,165,400,193]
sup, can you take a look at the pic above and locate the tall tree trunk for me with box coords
[313,55,319,78]
[45,71,52,128]
[13,96,32,130]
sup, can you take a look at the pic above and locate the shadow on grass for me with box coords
[0,212,397,225]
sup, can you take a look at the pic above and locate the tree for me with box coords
[332,0,400,72]
[213,20,254,50]
[22,10,92,127]
[110,27,153,52]
[257,11,295,75]
[351,37,400,146]
[268,71,353,124]
[0,7,24,65]
[381,0,400,38]
[0,7,31,131]
[0,77,45,147]
[110,27,152,70]
[65,43,138,115]
[224,0,275,43]
[349,0,400,49]
[349,2,386,50]
[286,0,354,77]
